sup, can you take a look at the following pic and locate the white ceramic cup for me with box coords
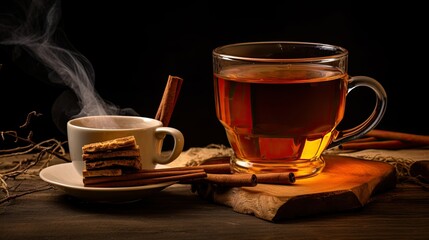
[67,115,185,175]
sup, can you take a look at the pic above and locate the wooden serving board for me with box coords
[210,154,396,222]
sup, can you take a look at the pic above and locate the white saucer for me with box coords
[39,163,176,203]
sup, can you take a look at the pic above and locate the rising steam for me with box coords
[0,0,136,132]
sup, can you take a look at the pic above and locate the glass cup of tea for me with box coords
[212,41,387,178]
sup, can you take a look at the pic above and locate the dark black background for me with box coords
[1,0,428,150]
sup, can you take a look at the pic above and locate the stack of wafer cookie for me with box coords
[82,135,142,178]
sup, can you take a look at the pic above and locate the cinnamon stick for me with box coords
[255,172,296,185]
[140,164,231,174]
[84,171,207,187]
[339,140,425,150]
[83,168,206,185]
[196,163,231,174]
[155,75,183,127]
[82,164,230,187]
[348,136,377,143]
[366,129,429,145]
[199,156,231,165]
[205,173,257,187]
[339,129,429,150]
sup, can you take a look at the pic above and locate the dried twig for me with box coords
[0,131,69,161]
[19,111,42,128]
[0,111,69,205]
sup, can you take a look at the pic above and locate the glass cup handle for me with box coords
[328,76,387,149]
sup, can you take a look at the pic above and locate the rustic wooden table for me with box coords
[2,150,429,240]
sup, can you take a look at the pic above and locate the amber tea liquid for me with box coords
[214,64,348,177]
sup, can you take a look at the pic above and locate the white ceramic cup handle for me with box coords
[328,76,387,149]
[153,127,185,164]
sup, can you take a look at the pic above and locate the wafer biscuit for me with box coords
[81,135,142,178]
[85,158,142,170]
[82,148,140,161]
[83,168,123,177]
[82,135,137,153]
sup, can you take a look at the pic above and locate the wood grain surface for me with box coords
[212,155,396,221]
[2,153,429,240]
